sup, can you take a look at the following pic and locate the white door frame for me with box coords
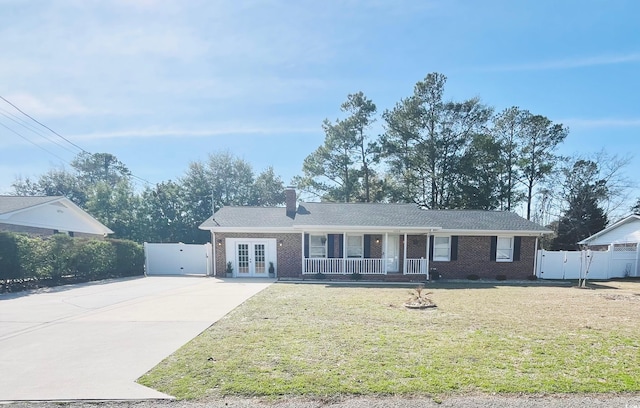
[385,234,400,273]
[226,238,276,278]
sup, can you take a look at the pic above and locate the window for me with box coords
[496,237,513,262]
[433,236,450,261]
[309,235,327,258]
[346,235,363,258]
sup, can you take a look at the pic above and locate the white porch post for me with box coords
[425,234,430,279]
[301,232,305,274]
[342,232,347,274]
[211,231,217,277]
[403,232,408,275]
[384,232,388,274]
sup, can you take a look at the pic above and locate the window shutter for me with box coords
[327,235,335,258]
[363,235,371,258]
[451,236,458,261]
[304,234,309,258]
[428,236,434,261]
[338,234,344,258]
[513,236,522,261]
[490,236,497,261]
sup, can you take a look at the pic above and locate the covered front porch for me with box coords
[300,231,432,278]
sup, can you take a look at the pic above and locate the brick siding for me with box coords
[0,223,104,239]
[211,231,536,280]
[212,232,302,278]
[430,235,536,280]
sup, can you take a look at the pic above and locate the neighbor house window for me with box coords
[496,237,514,262]
[433,236,451,261]
[309,235,327,258]
[346,235,363,258]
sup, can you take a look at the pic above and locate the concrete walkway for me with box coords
[0,276,273,401]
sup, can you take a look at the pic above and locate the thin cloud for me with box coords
[69,125,320,141]
[484,53,640,72]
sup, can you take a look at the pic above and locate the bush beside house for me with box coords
[0,232,144,292]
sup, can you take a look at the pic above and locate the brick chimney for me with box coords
[285,187,297,217]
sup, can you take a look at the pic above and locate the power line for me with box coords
[0,95,88,154]
[0,121,71,164]
[0,95,154,187]
[0,108,80,155]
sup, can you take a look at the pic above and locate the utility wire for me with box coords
[0,95,89,154]
[0,122,70,164]
[0,95,153,187]
[0,108,79,155]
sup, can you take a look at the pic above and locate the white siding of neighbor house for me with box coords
[0,200,111,235]
[584,218,640,246]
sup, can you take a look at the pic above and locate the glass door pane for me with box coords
[237,243,250,275]
[254,243,266,274]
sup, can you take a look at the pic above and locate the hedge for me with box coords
[0,232,144,288]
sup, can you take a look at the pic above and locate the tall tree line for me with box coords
[12,152,286,243]
[298,72,570,221]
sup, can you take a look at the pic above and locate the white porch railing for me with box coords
[345,258,384,274]
[405,258,428,276]
[304,258,385,274]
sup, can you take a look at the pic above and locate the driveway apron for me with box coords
[0,276,273,401]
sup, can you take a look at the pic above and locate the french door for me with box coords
[235,242,268,277]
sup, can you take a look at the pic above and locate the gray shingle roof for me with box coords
[0,196,62,215]
[200,206,295,229]
[295,203,436,227]
[419,209,549,232]
[200,202,550,233]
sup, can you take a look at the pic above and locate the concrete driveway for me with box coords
[0,276,273,401]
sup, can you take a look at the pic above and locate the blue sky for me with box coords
[1,0,639,216]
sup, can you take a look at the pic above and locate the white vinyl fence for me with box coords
[536,248,638,280]
[144,242,212,276]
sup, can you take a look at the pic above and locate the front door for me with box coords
[386,235,399,273]
[235,242,268,277]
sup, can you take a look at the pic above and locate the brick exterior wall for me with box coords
[430,235,537,280]
[210,231,537,280]
[0,223,104,239]
[212,232,302,278]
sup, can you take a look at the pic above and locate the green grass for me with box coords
[138,281,640,399]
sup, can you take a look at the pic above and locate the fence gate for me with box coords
[536,249,611,280]
[144,242,212,276]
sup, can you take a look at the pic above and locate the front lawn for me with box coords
[138,281,640,399]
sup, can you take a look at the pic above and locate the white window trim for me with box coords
[309,234,327,258]
[346,234,364,258]
[433,236,451,262]
[496,236,514,263]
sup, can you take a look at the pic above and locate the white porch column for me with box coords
[342,232,347,274]
[384,232,388,274]
[211,231,216,277]
[425,234,430,279]
[403,232,408,275]
[301,232,305,274]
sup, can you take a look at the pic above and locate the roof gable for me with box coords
[0,196,113,235]
[578,215,640,245]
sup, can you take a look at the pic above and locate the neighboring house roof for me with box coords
[0,196,62,214]
[200,202,551,235]
[578,214,640,245]
[0,195,114,235]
